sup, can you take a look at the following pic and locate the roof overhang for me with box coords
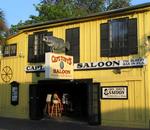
[17,2,150,32]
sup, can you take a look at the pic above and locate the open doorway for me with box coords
[29,79,101,125]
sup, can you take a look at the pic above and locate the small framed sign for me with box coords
[10,81,19,105]
[101,86,128,99]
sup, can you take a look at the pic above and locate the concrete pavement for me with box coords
[0,117,148,130]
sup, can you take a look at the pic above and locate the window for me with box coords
[100,18,138,57]
[3,44,17,57]
[28,31,53,63]
[66,27,80,63]
[10,44,17,56]
[3,46,9,56]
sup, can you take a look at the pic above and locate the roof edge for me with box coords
[19,2,150,30]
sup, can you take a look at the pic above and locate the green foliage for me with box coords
[9,0,132,35]
[28,0,91,23]
[9,20,25,35]
[105,0,131,10]
[0,9,7,45]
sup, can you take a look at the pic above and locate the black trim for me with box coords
[66,27,80,63]
[3,44,17,57]
[128,18,138,54]
[100,18,137,57]
[28,31,53,63]
[100,23,109,56]
[28,35,35,62]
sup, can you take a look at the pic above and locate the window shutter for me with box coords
[128,18,138,54]
[100,23,109,57]
[10,44,17,56]
[110,18,128,56]
[38,31,53,63]
[38,33,44,62]
[3,45,10,57]
[44,32,53,52]
[121,18,128,56]
[66,27,80,63]
[28,35,35,62]
[73,28,80,63]
[110,20,120,56]
[66,29,72,56]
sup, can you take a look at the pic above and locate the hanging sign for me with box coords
[101,86,128,99]
[45,52,73,79]
[74,58,147,70]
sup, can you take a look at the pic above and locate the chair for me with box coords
[50,93,63,117]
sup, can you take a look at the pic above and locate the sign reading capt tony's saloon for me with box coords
[45,53,73,79]
[101,86,128,99]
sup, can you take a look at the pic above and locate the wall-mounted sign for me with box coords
[45,52,73,79]
[25,65,45,72]
[101,86,128,99]
[74,58,147,70]
[10,81,19,105]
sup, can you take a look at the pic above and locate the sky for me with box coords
[0,0,150,27]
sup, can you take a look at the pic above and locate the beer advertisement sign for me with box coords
[45,53,73,79]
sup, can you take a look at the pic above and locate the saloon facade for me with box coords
[0,2,150,128]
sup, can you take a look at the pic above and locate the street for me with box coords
[0,117,148,130]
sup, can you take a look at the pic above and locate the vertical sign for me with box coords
[45,52,73,79]
[11,81,19,105]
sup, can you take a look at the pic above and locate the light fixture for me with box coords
[113,68,121,74]
[18,51,24,58]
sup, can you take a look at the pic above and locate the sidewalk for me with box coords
[0,117,148,130]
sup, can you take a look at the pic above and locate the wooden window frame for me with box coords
[100,18,138,57]
[28,31,53,63]
[65,27,80,63]
[3,44,17,57]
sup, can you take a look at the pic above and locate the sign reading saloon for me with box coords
[45,52,73,79]
[74,58,146,70]
[101,86,128,99]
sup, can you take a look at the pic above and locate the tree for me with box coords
[33,0,105,20]
[9,0,132,35]
[105,0,131,11]
[0,9,7,45]
[0,9,8,55]
[8,20,25,36]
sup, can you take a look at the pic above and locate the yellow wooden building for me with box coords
[0,2,150,129]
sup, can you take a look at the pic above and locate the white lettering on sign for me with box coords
[101,87,128,99]
[25,65,45,72]
[74,58,146,70]
[25,58,146,73]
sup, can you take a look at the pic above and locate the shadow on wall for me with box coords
[100,106,149,129]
